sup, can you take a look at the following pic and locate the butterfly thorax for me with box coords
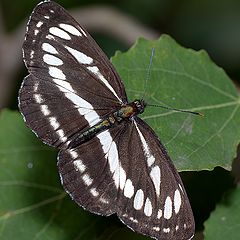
[69,99,145,149]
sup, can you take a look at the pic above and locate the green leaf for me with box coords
[1,34,239,239]
[204,186,240,240]
[0,110,146,240]
[112,34,240,171]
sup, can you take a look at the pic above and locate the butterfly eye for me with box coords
[19,1,195,240]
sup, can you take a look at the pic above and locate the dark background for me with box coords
[1,0,240,109]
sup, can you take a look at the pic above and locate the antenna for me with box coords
[142,48,203,117]
[142,48,155,100]
[147,103,204,116]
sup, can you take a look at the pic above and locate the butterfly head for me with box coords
[133,99,146,114]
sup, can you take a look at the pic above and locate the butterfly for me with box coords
[18,1,195,239]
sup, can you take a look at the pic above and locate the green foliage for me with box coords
[204,187,240,240]
[112,35,240,171]
[0,110,146,240]
[0,35,239,239]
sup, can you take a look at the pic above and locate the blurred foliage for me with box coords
[2,0,240,79]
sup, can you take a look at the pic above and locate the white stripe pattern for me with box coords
[65,46,93,64]
[49,117,60,130]
[43,54,63,66]
[82,173,93,186]
[87,66,122,102]
[174,189,181,214]
[144,198,153,217]
[49,67,66,80]
[42,43,58,54]
[97,130,126,189]
[164,196,172,220]
[134,121,155,167]
[73,160,86,173]
[59,23,82,36]
[34,94,43,104]
[51,77,125,190]
[123,179,134,198]
[52,78,101,127]
[36,21,43,28]
[90,188,99,197]
[40,104,51,116]
[150,166,161,196]
[133,189,144,210]
[49,27,71,40]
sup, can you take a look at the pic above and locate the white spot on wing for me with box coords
[99,197,109,204]
[36,21,43,28]
[129,217,138,223]
[69,150,78,159]
[46,34,55,40]
[42,43,58,54]
[44,15,50,19]
[82,174,93,186]
[119,166,126,190]
[144,198,152,217]
[150,166,161,196]
[163,227,170,233]
[65,46,93,64]
[108,140,118,172]
[90,188,99,197]
[134,121,155,166]
[73,160,86,173]
[174,189,181,214]
[59,23,82,36]
[49,117,60,130]
[40,104,51,116]
[153,226,160,231]
[49,67,66,80]
[49,27,71,40]
[113,165,126,190]
[164,196,172,220]
[124,179,134,198]
[133,189,144,210]
[34,94,43,104]
[34,29,39,35]
[33,82,39,92]
[157,209,162,219]
[43,54,63,66]
[56,129,67,142]
[30,50,34,58]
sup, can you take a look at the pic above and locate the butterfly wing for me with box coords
[58,117,195,240]
[19,1,127,148]
[118,118,195,240]
[20,2,195,239]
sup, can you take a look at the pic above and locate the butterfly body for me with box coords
[69,99,145,148]
[19,1,195,239]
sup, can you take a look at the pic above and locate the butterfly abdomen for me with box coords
[69,100,145,148]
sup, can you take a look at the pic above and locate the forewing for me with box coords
[19,1,127,148]
[58,118,194,240]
